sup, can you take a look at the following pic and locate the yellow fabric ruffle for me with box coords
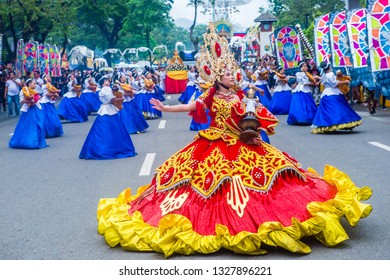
[311,120,363,134]
[97,165,372,257]
[166,70,188,80]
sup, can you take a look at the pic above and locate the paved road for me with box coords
[0,95,389,261]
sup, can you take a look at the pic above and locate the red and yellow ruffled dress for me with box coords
[97,88,372,257]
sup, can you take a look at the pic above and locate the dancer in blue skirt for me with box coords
[9,79,48,149]
[57,80,88,122]
[117,74,149,134]
[40,75,64,138]
[253,64,272,107]
[80,74,102,114]
[311,61,362,133]
[179,65,197,104]
[287,61,318,125]
[133,71,162,119]
[268,67,292,115]
[189,79,211,131]
[79,77,137,160]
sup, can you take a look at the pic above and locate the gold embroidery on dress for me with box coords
[199,97,242,145]
[160,189,189,216]
[191,147,232,197]
[227,175,250,217]
[156,146,195,191]
[232,144,306,192]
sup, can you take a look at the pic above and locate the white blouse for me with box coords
[97,86,119,116]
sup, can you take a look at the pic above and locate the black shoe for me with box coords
[370,109,376,115]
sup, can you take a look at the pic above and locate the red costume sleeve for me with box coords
[188,87,215,123]
[255,103,279,135]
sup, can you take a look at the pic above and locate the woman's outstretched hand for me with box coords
[150,98,165,111]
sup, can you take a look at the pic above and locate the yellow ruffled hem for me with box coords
[97,165,372,257]
[311,120,362,134]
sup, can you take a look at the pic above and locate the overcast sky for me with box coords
[169,0,266,30]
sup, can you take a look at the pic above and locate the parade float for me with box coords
[165,50,188,94]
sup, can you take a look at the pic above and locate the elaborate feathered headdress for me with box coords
[196,22,242,86]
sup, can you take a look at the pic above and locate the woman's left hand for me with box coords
[150,98,165,111]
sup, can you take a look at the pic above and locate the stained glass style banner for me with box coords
[346,8,369,68]
[23,42,38,76]
[15,39,24,78]
[38,44,50,76]
[330,11,353,67]
[15,40,62,78]
[49,45,61,77]
[314,13,332,66]
[367,0,390,71]
[274,26,303,69]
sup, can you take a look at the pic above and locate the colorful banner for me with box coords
[345,8,375,88]
[23,41,38,76]
[346,8,369,68]
[367,0,390,71]
[314,13,332,66]
[38,44,50,76]
[274,26,303,70]
[55,49,62,77]
[49,45,58,77]
[330,11,353,68]
[15,39,24,78]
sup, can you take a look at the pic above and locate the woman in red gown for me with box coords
[97,24,372,257]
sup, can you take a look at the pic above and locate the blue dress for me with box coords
[79,86,137,160]
[40,85,63,138]
[253,73,272,107]
[179,71,197,104]
[311,72,362,133]
[79,88,102,113]
[133,80,162,119]
[189,87,211,131]
[9,100,48,149]
[287,72,317,125]
[119,90,149,134]
[268,76,292,115]
[57,91,89,122]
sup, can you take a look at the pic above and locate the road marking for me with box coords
[368,141,390,152]
[139,153,156,176]
[9,133,14,136]
[158,120,166,129]
[167,95,171,100]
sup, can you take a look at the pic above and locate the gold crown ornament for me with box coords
[196,22,242,86]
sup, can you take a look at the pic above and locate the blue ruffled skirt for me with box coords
[57,97,88,122]
[268,90,292,115]
[41,103,64,138]
[179,85,196,104]
[189,89,211,131]
[80,92,102,113]
[79,113,137,160]
[9,106,48,149]
[154,86,166,101]
[287,91,318,125]
[311,94,362,133]
[133,93,162,119]
[120,101,149,134]
[255,84,272,108]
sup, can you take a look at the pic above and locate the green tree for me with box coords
[126,0,173,62]
[0,0,77,62]
[78,0,130,49]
